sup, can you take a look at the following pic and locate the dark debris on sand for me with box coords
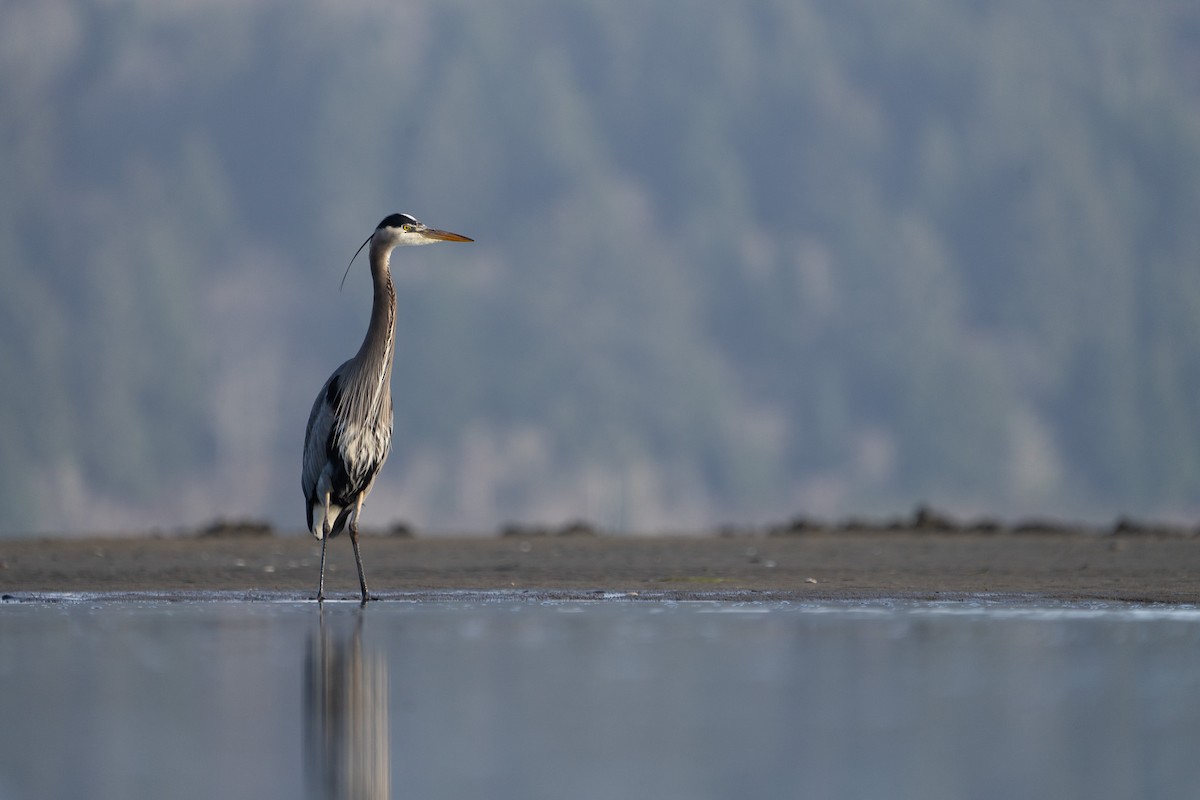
[500,519,599,538]
[197,519,274,538]
[762,503,1199,539]
[182,505,1198,540]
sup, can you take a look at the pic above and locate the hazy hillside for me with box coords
[3,0,1200,535]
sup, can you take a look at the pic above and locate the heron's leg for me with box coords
[317,534,328,603]
[349,498,370,604]
[317,492,331,603]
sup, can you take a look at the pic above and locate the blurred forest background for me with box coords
[3,0,1200,536]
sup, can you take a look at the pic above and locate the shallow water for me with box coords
[1,596,1198,800]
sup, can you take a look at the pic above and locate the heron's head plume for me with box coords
[340,212,473,290]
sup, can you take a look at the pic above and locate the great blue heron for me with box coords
[302,213,472,602]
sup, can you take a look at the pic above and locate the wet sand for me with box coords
[2,527,1198,603]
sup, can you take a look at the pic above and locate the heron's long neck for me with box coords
[350,242,397,409]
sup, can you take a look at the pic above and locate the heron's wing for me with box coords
[303,360,393,521]
[302,363,349,512]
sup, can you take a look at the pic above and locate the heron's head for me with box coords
[341,212,472,289]
[374,213,473,248]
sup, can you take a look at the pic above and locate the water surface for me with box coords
[1,596,1198,799]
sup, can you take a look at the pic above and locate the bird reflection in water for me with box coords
[304,607,390,799]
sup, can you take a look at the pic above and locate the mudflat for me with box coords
[2,527,1198,603]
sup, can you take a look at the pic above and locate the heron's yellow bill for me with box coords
[421,229,473,242]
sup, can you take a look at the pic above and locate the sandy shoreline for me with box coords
[2,526,1198,603]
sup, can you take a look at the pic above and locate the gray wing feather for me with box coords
[302,362,348,532]
[302,358,393,535]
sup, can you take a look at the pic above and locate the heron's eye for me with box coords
[402,224,414,232]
